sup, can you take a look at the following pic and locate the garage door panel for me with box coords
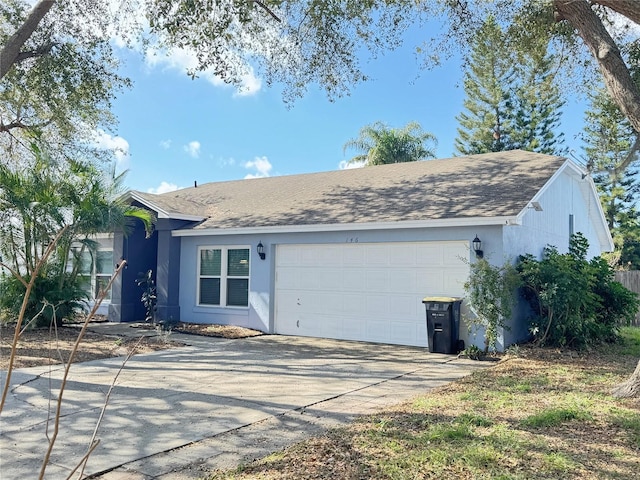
[417,270,445,293]
[298,270,319,290]
[275,241,469,347]
[317,269,343,291]
[276,291,299,313]
[365,244,389,265]
[278,246,299,266]
[388,269,416,293]
[390,294,418,316]
[343,269,366,291]
[365,269,388,291]
[343,247,365,265]
[318,293,343,314]
[416,244,445,265]
[389,244,416,266]
[366,319,390,342]
[342,294,366,314]
[365,294,390,315]
[276,267,301,289]
[322,317,342,336]
[390,321,417,344]
[343,317,366,339]
[443,243,469,262]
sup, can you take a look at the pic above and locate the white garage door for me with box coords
[274,241,469,347]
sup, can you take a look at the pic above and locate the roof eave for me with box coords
[125,191,206,222]
[171,216,519,237]
[513,159,614,252]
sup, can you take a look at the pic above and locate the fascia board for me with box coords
[583,174,615,251]
[557,160,614,251]
[125,191,205,222]
[514,158,575,223]
[171,216,518,237]
[513,159,614,251]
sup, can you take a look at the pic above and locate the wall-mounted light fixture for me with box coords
[257,241,266,260]
[472,235,484,259]
[529,201,543,211]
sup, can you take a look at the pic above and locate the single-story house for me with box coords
[98,150,612,350]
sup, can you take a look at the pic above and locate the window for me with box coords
[71,248,113,301]
[95,251,114,300]
[198,247,250,307]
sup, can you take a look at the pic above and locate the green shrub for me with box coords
[0,271,88,328]
[518,233,639,348]
[463,258,521,352]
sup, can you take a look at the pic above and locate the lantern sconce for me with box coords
[257,241,266,260]
[472,235,484,259]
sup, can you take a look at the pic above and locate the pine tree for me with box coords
[455,16,515,155]
[455,16,565,156]
[511,52,566,155]
[583,86,640,269]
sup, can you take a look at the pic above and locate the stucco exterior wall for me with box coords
[177,225,505,338]
[500,167,612,348]
[503,168,608,261]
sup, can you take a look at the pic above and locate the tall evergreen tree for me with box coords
[455,16,565,156]
[583,85,640,269]
[511,50,566,155]
[455,16,516,155]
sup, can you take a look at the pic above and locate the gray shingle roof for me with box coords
[132,150,567,230]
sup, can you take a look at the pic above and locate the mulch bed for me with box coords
[0,322,263,370]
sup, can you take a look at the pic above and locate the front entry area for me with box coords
[274,241,469,347]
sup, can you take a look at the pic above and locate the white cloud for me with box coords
[218,156,237,167]
[159,139,172,149]
[184,141,201,158]
[339,159,365,170]
[93,129,130,170]
[145,47,262,96]
[244,156,273,178]
[147,181,180,194]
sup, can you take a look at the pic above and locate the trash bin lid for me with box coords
[422,296,463,303]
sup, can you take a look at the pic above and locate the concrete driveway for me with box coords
[0,327,487,479]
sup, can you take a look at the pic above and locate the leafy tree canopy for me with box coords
[2,1,640,130]
[0,0,130,166]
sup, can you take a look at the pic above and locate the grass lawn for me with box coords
[209,327,640,480]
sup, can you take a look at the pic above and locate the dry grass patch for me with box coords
[0,325,180,369]
[209,329,640,480]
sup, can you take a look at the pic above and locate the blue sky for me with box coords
[105,26,590,195]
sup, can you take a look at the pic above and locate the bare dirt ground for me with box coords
[0,322,263,369]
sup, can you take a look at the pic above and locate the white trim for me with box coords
[514,158,614,251]
[90,232,114,240]
[172,216,519,237]
[126,191,205,221]
[196,246,251,308]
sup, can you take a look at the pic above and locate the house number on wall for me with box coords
[346,237,359,243]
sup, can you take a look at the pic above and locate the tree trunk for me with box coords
[554,0,640,134]
[612,359,640,399]
[0,0,55,80]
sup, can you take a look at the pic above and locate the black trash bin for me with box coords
[422,297,463,354]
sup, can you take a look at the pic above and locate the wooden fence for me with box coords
[615,271,640,326]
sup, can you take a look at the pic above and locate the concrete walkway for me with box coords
[1,324,488,479]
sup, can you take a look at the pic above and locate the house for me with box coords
[104,150,612,350]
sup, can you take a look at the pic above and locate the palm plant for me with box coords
[0,143,154,327]
[343,121,437,166]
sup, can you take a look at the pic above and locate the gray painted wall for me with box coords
[177,225,504,338]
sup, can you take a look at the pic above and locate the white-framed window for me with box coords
[198,246,250,307]
[74,248,114,301]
